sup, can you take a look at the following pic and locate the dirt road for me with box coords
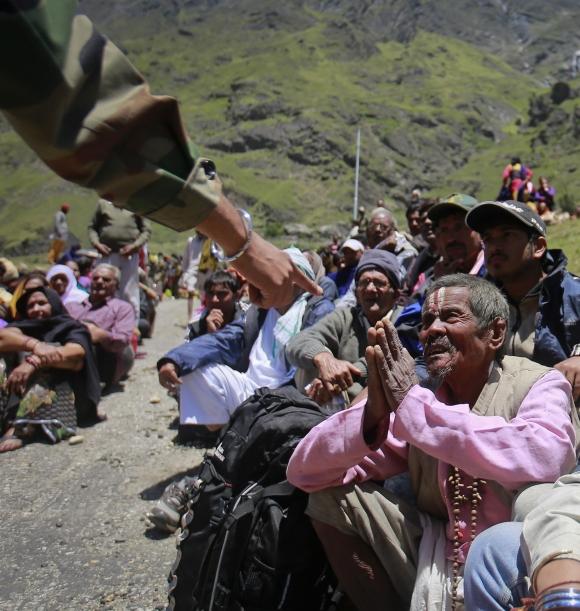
[0,299,205,610]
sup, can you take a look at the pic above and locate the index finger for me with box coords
[291,265,322,297]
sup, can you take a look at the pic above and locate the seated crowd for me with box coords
[0,256,142,452]
[2,185,580,610]
[155,193,579,609]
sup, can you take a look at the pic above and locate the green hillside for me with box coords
[0,0,578,259]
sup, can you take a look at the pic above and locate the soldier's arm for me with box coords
[0,1,320,308]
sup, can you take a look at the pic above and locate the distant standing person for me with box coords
[48,203,70,264]
[88,199,151,319]
[179,232,205,323]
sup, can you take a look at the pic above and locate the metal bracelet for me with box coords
[217,209,253,264]
[536,588,580,610]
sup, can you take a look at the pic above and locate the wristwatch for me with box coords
[214,209,253,264]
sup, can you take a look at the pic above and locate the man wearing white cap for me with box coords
[327,239,365,298]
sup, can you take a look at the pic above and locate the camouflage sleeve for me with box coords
[0,1,221,231]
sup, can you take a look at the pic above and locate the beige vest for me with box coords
[407,356,578,519]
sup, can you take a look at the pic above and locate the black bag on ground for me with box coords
[167,386,338,611]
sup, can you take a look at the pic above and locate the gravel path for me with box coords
[0,299,205,610]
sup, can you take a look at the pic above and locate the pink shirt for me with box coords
[66,297,135,353]
[287,370,575,560]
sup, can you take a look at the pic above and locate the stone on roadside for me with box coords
[68,435,84,445]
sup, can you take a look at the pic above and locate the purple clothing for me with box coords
[287,370,575,561]
[327,264,356,298]
[535,186,556,210]
[66,297,135,353]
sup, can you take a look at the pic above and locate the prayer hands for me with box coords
[6,362,35,396]
[370,318,418,410]
[555,356,580,401]
[363,318,417,438]
[206,309,225,333]
[158,362,182,393]
[313,352,361,395]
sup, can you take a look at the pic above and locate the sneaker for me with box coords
[146,479,191,533]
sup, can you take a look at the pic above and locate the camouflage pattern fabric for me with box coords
[0,0,221,231]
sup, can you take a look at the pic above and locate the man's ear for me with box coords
[488,317,507,352]
[532,235,547,262]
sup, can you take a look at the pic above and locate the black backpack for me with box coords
[167,386,338,611]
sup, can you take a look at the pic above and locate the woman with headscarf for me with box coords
[0,287,101,452]
[6,271,49,323]
[46,264,88,306]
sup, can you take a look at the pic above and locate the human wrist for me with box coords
[24,354,40,370]
[217,209,253,263]
[197,196,248,256]
[26,338,40,352]
[313,349,333,368]
[535,586,580,611]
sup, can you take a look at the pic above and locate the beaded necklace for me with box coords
[449,465,486,610]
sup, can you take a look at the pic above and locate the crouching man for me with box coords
[287,274,576,610]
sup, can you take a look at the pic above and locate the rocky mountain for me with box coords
[0,0,578,255]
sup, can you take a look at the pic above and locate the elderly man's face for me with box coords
[355,269,397,325]
[419,286,491,380]
[90,268,117,302]
[367,215,394,248]
[434,212,481,271]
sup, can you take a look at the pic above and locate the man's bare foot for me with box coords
[0,428,24,453]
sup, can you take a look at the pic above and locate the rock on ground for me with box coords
[0,299,206,610]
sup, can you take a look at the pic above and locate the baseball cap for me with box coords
[341,238,365,253]
[465,200,546,237]
[428,193,479,224]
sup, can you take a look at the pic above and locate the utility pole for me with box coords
[573,50,580,77]
[353,127,361,221]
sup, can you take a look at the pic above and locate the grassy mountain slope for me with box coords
[0,0,578,260]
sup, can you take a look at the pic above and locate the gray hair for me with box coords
[423,274,509,355]
[369,207,396,226]
[94,263,121,284]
